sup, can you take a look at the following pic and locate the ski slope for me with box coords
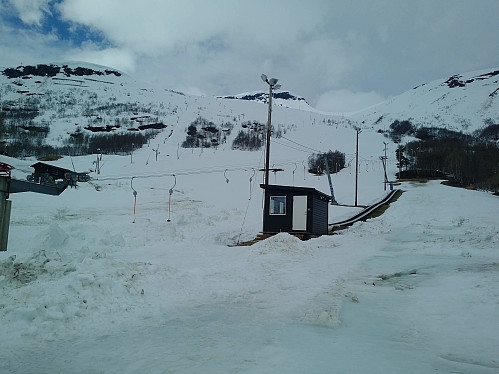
[350,67,499,133]
[0,62,498,373]
[1,131,498,373]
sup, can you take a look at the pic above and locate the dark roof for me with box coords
[30,162,75,180]
[260,184,331,201]
[31,162,72,173]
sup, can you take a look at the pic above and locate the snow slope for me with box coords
[0,62,341,150]
[0,62,498,373]
[1,138,498,373]
[351,68,499,133]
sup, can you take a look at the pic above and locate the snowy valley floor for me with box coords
[1,176,498,373]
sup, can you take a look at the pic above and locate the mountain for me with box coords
[0,62,181,143]
[218,91,315,111]
[351,68,499,134]
[0,62,348,157]
[1,62,497,192]
[2,62,497,152]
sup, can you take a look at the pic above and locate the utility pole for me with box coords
[264,85,272,185]
[261,74,281,185]
[380,142,388,190]
[397,144,403,180]
[354,127,361,206]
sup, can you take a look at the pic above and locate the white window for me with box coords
[270,196,286,215]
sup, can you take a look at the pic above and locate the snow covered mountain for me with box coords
[0,62,346,153]
[0,62,185,144]
[1,62,497,154]
[218,91,315,111]
[351,68,499,133]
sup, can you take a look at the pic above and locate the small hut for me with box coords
[260,184,330,237]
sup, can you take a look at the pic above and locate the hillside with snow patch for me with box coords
[2,63,497,155]
[351,68,499,133]
[0,62,351,156]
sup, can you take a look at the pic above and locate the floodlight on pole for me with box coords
[261,74,281,185]
[354,126,362,206]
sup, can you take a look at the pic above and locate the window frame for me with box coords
[269,195,287,215]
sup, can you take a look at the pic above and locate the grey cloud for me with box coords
[1,0,498,112]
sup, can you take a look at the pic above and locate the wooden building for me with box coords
[29,162,90,186]
[260,184,330,237]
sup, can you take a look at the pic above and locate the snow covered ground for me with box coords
[0,134,498,373]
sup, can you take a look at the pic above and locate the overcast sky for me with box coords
[1,0,498,112]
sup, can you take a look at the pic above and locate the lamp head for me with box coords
[261,74,268,83]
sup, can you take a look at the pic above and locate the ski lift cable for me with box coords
[92,166,239,182]
[273,138,339,159]
[93,158,309,184]
[279,136,323,154]
[272,139,314,154]
[94,161,263,181]
[272,138,312,153]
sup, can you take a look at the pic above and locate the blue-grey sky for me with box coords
[1,0,498,112]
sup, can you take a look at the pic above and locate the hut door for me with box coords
[292,195,307,231]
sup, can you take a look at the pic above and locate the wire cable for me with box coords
[272,139,315,154]
[279,136,324,154]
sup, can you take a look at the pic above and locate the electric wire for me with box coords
[279,136,324,154]
[272,139,315,154]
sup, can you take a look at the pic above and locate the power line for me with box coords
[272,139,315,154]
[279,136,323,154]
